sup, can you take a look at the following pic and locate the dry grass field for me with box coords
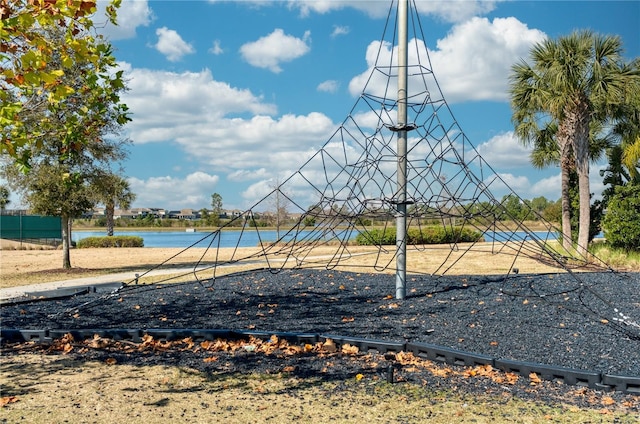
[1,237,566,289]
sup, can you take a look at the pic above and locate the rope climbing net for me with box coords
[117,1,638,339]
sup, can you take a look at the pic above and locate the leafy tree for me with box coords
[1,27,130,268]
[529,196,550,216]
[609,61,640,183]
[210,192,223,227]
[199,208,210,226]
[1,0,127,170]
[510,30,640,256]
[92,173,136,236]
[599,82,639,212]
[0,185,10,212]
[542,199,562,224]
[601,184,640,251]
[499,194,530,221]
[600,145,631,206]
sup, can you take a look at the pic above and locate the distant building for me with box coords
[79,206,257,221]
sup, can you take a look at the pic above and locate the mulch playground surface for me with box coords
[2,269,640,410]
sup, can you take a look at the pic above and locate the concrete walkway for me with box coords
[0,252,360,303]
[0,266,209,303]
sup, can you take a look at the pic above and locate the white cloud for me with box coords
[209,39,224,55]
[494,172,531,194]
[241,179,274,206]
[240,29,311,73]
[428,17,546,102]
[182,113,335,171]
[128,172,220,210]
[121,65,335,185]
[122,66,277,144]
[415,0,500,23]
[331,25,349,38]
[317,80,339,93]
[228,168,270,182]
[530,174,560,200]
[289,0,500,23]
[476,132,532,169]
[154,27,195,62]
[96,0,153,40]
[348,17,546,103]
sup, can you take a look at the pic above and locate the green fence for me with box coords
[0,215,62,242]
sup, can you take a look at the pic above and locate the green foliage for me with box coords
[76,235,144,248]
[601,184,640,251]
[0,185,10,210]
[510,30,640,253]
[209,193,223,226]
[498,194,534,221]
[356,228,396,245]
[91,173,136,236]
[355,226,483,246]
[19,165,94,218]
[541,199,562,224]
[355,217,371,226]
[1,1,128,169]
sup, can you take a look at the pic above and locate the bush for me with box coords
[76,236,144,248]
[355,226,483,246]
[601,184,640,251]
[355,228,396,245]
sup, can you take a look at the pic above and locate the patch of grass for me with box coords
[590,242,640,271]
[1,354,637,423]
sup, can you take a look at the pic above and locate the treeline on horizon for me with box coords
[76,194,561,229]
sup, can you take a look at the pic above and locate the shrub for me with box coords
[601,184,640,251]
[76,236,144,248]
[355,228,396,245]
[355,226,483,245]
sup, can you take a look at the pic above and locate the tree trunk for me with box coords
[560,159,572,252]
[573,107,591,258]
[61,214,72,269]
[106,202,115,236]
[557,121,573,252]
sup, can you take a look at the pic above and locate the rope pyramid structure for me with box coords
[129,0,637,336]
[180,0,605,278]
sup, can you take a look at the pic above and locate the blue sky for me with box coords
[14,1,640,211]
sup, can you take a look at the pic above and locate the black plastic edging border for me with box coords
[1,328,638,395]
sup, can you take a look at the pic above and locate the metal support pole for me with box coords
[395,0,408,300]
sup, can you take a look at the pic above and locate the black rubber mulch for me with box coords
[2,269,640,409]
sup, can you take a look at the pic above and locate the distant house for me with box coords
[226,209,244,219]
[168,209,199,220]
[82,207,105,219]
[152,208,167,218]
[83,206,261,221]
[114,209,137,219]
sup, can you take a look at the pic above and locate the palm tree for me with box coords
[510,30,640,256]
[610,65,640,183]
[92,173,136,236]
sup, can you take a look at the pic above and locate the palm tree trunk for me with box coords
[557,122,573,252]
[560,159,572,252]
[106,202,115,236]
[574,108,591,257]
[61,214,72,269]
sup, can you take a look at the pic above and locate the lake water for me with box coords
[72,229,563,248]
[72,229,336,248]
